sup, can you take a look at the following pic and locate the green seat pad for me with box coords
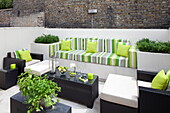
[19,50,32,62]
[151,70,169,90]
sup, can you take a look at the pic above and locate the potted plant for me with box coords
[136,38,170,72]
[17,70,61,113]
[31,34,60,60]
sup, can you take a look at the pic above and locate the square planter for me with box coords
[11,92,71,113]
[137,51,170,72]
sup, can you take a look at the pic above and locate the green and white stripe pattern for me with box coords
[49,42,61,57]
[128,45,137,68]
[49,38,137,68]
[98,38,130,53]
[14,48,27,59]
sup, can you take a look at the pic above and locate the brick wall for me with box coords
[45,0,170,28]
[0,0,169,28]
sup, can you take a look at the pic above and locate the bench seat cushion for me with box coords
[100,74,138,108]
[56,50,129,68]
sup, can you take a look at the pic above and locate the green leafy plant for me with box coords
[0,0,13,9]
[136,38,170,54]
[34,34,59,44]
[17,71,61,113]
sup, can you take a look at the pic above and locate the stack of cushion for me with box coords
[10,49,40,66]
[49,37,137,68]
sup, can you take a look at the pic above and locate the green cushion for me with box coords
[61,40,71,51]
[14,49,26,59]
[151,70,169,90]
[166,69,170,81]
[116,43,131,57]
[19,50,32,62]
[86,41,97,53]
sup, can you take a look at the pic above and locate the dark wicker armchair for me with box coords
[137,70,170,113]
[3,52,43,76]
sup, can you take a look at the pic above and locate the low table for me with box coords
[46,71,99,108]
[11,92,71,113]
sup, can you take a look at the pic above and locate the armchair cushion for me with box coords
[25,59,40,67]
[19,50,32,62]
[14,49,27,59]
[151,70,169,90]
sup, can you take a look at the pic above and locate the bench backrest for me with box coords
[65,37,130,53]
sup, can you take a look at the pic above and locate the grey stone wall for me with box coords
[10,12,44,27]
[12,0,44,17]
[0,9,12,27]
[45,0,170,28]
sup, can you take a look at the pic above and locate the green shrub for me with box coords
[0,0,13,9]
[35,34,59,44]
[17,71,61,113]
[5,0,12,8]
[136,38,170,54]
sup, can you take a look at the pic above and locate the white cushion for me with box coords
[137,80,151,88]
[100,74,138,108]
[25,60,50,75]
[26,59,40,67]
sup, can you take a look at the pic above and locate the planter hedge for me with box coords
[136,38,170,54]
[0,0,13,9]
[34,34,59,44]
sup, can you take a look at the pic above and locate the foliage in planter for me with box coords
[34,34,59,44]
[0,0,13,9]
[17,71,61,113]
[136,38,170,54]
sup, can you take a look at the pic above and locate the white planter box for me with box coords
[31,43,58,60]
[137,51,170,72]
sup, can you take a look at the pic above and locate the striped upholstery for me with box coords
[98,38,130,53]
[49,38,137,69]
[128,45,137,68]
[49,42,61,57]
[10,48,27,59]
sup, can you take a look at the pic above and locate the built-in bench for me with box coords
[49,37,137,79]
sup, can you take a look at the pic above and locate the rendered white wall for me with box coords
[0,27,169,69]
[0,27,45,68]
[45,29,169,44]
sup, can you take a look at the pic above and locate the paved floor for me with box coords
[0,81,104,113]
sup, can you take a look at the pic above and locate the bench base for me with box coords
[100,99,138,113]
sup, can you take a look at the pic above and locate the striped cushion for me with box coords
[13,49,27,59]
[68,37,99,51]
[128,45,137,68]
[99,39,130,53]
[56,50,129,68]
[56,50,79,60]
[49,42,61,57]
[65,37,84,50]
